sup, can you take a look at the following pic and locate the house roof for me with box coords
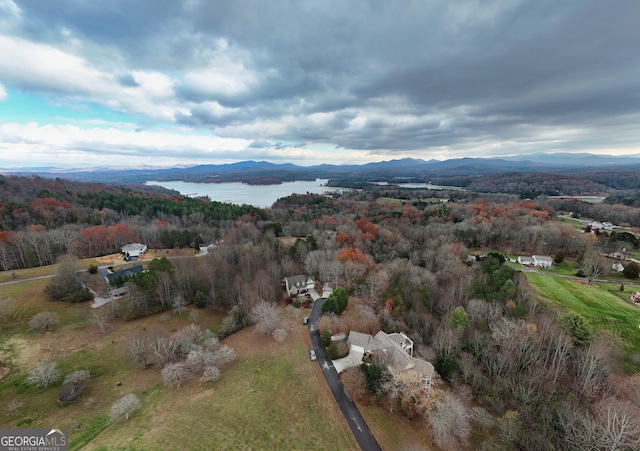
[102,265,144,283]
[286,275,307,289]
[349,330,435,380]
[348,331,383,351]
[121,243,147,253]
[375,331,431,375]
[532,255,553,262]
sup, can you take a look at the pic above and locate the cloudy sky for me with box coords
[0,0,639,169]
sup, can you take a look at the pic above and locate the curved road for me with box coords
[308,298,382,451]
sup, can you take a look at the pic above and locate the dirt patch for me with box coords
[3,336,42,371]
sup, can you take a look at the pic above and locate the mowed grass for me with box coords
[84,340,357,451]
[527,273,640,368]
[358,404,431,450]
[0,277,358,450]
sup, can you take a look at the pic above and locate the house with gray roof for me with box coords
[121,243,147,260]
[283,275,315,297]
[347,330,434,388]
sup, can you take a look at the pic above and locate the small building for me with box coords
[199,242,216,254]
[532,255,553,268]
[121,243,147,260]
[518,256,533,266]
[612,262,625,272]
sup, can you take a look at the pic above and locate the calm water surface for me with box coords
[146,179,335,208]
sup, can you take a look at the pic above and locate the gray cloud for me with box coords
[5,0,640,162]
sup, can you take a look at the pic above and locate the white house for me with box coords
[284,275,315,297]
[532,255,553,268]
[198,242,216,254]
[612,262,625,272]
[121,243,147,260]
[518,256,533,266]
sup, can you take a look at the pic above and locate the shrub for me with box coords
[26,362,61,388]
[194,290,207,308]
[623,261,640,279]
[435,354,459,381]
[326,343,340,360]
[321,287,349,315]
[200,365,221,382]
[272,327,288,343]
[28,312,60,332]
[361,361,386,394]
[320,330,332,348]
[58,370,90,403]
[553,250,565,264]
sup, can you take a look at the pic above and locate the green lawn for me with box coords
[527,273,640,369]
[376,197,408,205]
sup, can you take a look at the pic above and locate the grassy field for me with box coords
[0,279,357,450]
[0,261,428,450]
[526,273,640,369]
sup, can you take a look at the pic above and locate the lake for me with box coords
[145,179,336,208]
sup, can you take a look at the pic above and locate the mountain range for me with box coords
[3,153,640,185]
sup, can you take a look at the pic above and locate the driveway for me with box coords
[309,297,382,451]
[332,348,364,374]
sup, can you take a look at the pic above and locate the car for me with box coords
[302,316,309,325]
[309,349,317,361]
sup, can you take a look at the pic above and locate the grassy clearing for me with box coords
[527,273,640,369]
[0,276,360,450]
[358,403,431,450]
[547,260,578,276]
[376,197,407,205]
[0,258,429,450]
[82,326,357,451]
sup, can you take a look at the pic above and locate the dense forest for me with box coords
[0,175,265,268]
[3,173,640,449]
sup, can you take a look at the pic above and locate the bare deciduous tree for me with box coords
[172,323,201,356]
[110,393,141,422]
[149,333,177,367]
[26,362,61,388]
[125,332,152,368]
[580,247,605,284]
[595,398,640,450]
[161,361,192,387]
[249,301,280,335]
[91,309,111,334]
[574,337,612,400]
[431,322,461,358]
[28,312,60,332]
[171,295,188,315]
[428,392,471,449]
[210,345,236,367]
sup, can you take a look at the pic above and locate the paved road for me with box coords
[308,297,382,451]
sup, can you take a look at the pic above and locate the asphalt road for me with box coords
[308,298,382,451]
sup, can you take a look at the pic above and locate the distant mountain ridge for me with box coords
[3,153,640,185]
